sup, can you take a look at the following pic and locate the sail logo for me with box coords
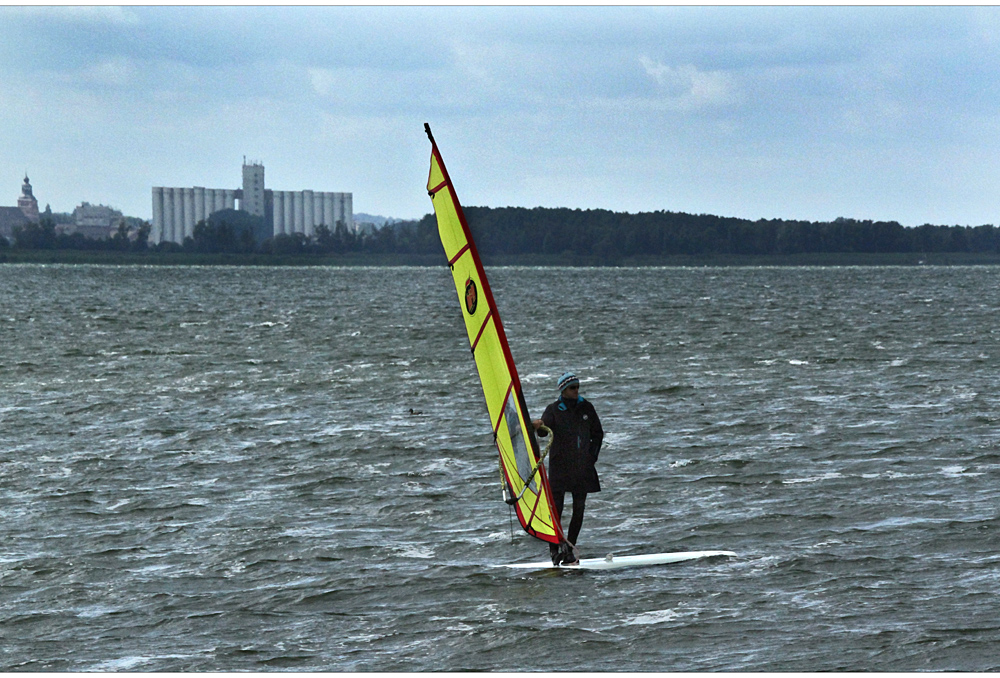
[464,278,478,315]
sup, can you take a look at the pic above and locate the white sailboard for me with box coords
[502,550,737,571]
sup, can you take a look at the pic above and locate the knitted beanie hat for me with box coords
[557,372,580,392]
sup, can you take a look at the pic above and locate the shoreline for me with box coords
[4,250,1000,267]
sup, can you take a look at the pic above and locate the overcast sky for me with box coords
[4,5,1000,226]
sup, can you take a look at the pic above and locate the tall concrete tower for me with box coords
[241,159,265,217]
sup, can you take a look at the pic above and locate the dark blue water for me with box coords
[3,264,1000,670]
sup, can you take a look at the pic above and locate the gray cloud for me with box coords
[2,6,1000,225]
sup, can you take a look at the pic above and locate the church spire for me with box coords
[18,173,38,221]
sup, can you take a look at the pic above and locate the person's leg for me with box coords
[549,491,566,562]
[566,492,588,546]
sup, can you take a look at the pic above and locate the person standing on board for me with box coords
[533,371,604,566]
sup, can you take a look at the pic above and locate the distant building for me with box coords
[17,175,38,221]
[242,160,265,218]
[151,160,353,245]
[0,175,40,240]
[70,202,124,240]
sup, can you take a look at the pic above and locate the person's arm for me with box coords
[534,405,554,435]
[589,404,604,460]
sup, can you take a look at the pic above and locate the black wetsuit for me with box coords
[540,394,604,559]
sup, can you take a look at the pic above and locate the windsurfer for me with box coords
[533,371,604,566]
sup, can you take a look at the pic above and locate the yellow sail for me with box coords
[425,124,564,545]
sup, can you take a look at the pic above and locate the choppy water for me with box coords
[4,264,1000,671]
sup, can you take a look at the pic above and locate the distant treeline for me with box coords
[6,206,1000,265]
[5,219,152,252]
[406,207,1000,260]
[1,210,401,257]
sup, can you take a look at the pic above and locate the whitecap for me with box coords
[940,465,982,477]
[395,544,435,559]
[803,395,841,403]
[88,656,154,671]
[417,459,454,475]
[624,608,682,626]
[602,431,632,446]
[523,372,552,382]
[76,604,119,618]
[782,472,843,484]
